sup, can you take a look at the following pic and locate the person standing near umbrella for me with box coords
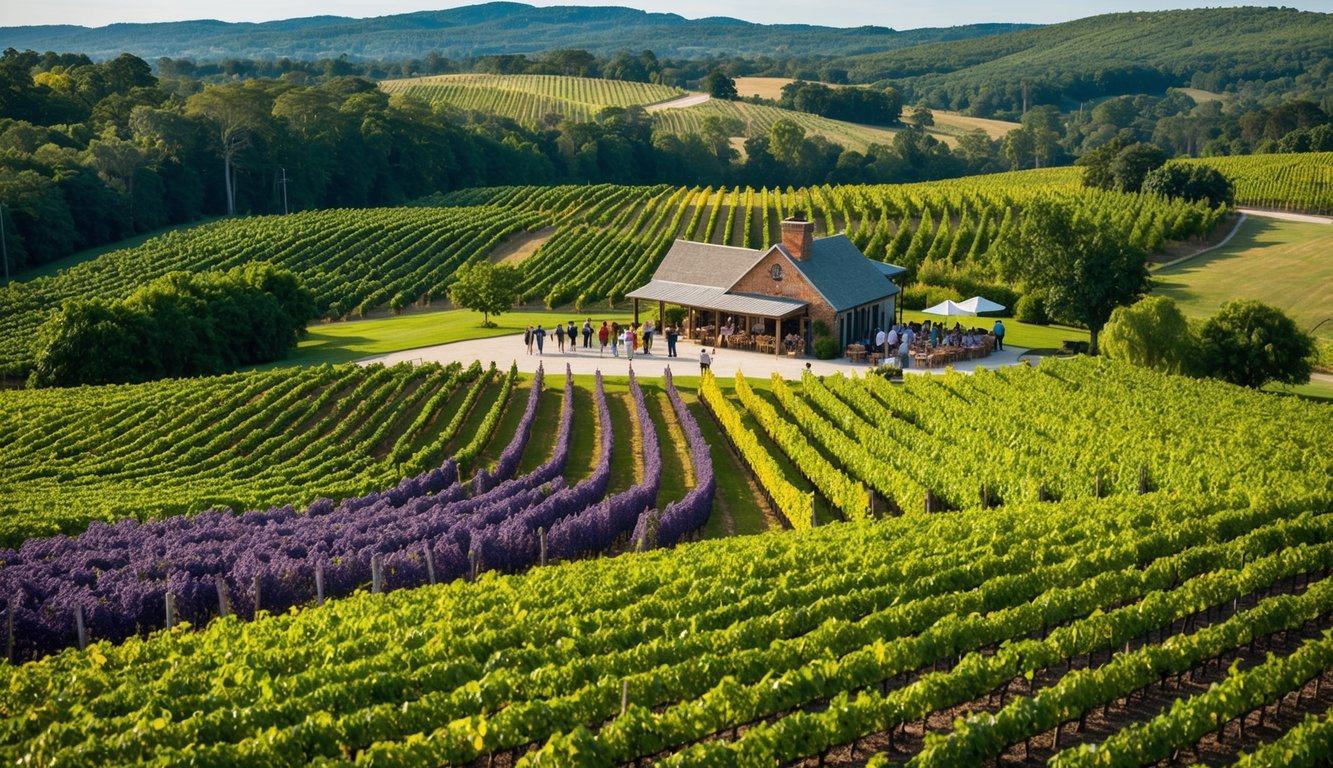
[993,319,1006,351]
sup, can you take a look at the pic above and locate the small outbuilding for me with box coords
[627,214,902,355]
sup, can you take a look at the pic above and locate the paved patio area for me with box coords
[360,334,1032,377]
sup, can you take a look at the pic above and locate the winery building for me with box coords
[627,215,903,355]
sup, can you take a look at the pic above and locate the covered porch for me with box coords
[626,281,811,357]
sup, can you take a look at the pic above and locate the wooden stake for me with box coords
[621,679,629,714]
[1139,465,1149,494]
[371,554,383,594]
[252,574,262,614]
[424,545,437,585]
[810,496,818,529]
[6,597,14,663]
[469,549,478,582]
[539,527,547,567]
[75,605,87,651]
[315,563,325,606]
[165,592,175,630]
[216,574,230,617]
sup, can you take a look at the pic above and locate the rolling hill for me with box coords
[0,2,1027,61]
[382,73,980,152]
[846,7,1333,117]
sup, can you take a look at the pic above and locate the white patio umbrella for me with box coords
[921,299,971,316]
[956,296,1006,314]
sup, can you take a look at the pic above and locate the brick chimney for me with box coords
[781,213,814,262]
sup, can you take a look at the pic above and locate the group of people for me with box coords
[871,319,1006,368]
[523,319,684,359]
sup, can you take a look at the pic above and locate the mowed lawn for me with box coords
[1153,216,1333,340]
[273,308,637,367]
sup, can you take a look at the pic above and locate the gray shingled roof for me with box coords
[651,240,766,288]
[626,281,808,318]
[783,235,901,311]
[872,261,909,279]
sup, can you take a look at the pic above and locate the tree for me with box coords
[1141,163,1234,208]
[449,261,520,327]
[703,70,737,100]
[186,83,273,215]
[1009,199,1150,355]
[910,104,934,127]
[1197,300,1315,388]
[767,119,806,166]
[1108,142,1166,193]
[1101,296,1196,374]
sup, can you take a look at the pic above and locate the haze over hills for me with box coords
[0,2,1029,61]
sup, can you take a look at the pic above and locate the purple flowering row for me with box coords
[546,367,661,561]
[473,363,545,494]
[1,366,572,658]
[635,365,716,549]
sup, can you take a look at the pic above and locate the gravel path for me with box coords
[644,93,711,112]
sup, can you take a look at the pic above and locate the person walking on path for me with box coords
[666,325,679,357]
[642,320,654,354]
[610,322,620,357]
[623,326,636,361]
[554,323,566,352]
[598,321,609,356]
[534,324,546,355]
[566,321,578,353]
[993,319,1006,351]
[699,347,712,374]
[524,325,534,356]
[582,319,593,349]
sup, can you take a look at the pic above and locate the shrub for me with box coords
[813,336,840,359]
[812,319,831,337]
[1198,299,1314,388]
[1015,292,1049,325]
[1101,296,1196,374]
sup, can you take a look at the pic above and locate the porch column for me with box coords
[633,298,639,325]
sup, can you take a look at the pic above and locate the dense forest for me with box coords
[846,7,1333,118]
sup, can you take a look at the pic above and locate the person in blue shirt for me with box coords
[993,320,1006,351]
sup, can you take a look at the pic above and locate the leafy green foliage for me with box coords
[29,264,314,387]
[999,198,1150,354]
[1142,162,1236,208]
[1198,299,1316,388]
[1101,295,1196,374]
[1079,140,1167,194]
[703,70,737,100]
[448,261,520,327]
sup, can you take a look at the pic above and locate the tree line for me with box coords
[30,262,315,387]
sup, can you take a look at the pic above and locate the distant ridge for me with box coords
[0,2,1030,61]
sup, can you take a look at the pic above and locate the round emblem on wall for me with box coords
[770,264,783,281]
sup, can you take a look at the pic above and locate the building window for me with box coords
[770,264,783,281]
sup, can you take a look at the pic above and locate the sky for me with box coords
[10,0,1333,29]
